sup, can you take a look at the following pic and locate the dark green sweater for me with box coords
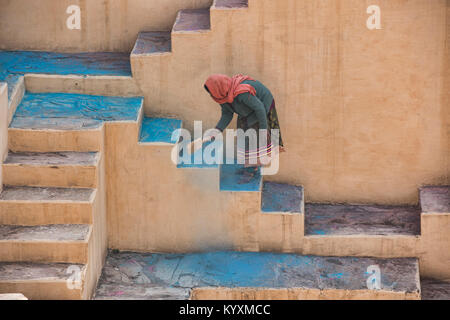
[215,80,274,131]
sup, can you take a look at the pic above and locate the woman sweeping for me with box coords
[199,73,284,167]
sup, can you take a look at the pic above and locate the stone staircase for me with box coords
[0,0,449,300]
[0,91,144,299]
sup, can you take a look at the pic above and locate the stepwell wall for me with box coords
[0,0,448,204]
[0,0,212,52]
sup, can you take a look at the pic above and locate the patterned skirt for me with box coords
[237,100,284,163]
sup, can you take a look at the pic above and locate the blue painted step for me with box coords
[177,140,223,169]
[261,182,304,214]
[220,164,262,192]
[10,92,143,130]
[95,250,420,299]
[0,51,132,101]
[139,117,182,144]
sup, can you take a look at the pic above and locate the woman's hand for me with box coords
[187,131,220,154]
[187,137,203,155]
[202,131,218,143]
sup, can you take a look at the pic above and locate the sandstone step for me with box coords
[220,164,262,192]
[173,9,211,33]
[421,279,450,300]
[214,0,249,9]
[0,293,28,300]
[0,262,86,300]
[420,186,450,214]
[139,117,182,145]
[131,32,172,56]
[304,204,421,236]
[261,182,304,214]
[8,127,104,153]
[3,152,99,188]
[8,92,143,152]
[95,251,421,300]
[0,186,95,225]
[94,284,190,300]
[0,224,91,263]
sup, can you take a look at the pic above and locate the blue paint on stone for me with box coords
[99,251,420,293]
[177,140,223,168]
[139,117,182,144]
[261,182,303,213]
[0,51,132,101]
[10,92,143,130]
[220,164,261,192]
[3,74,22,101]
[0,51,131,76]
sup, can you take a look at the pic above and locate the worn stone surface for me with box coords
[0,262,84,281]
[173,9,211,32]
[0,186,93,201]
[421,279,450,300]
[215,0,248,8]
[420,186,450,214]
[10,92,143,130]
[132,32,171,55]
[0,50,131,101]
[4,152,98,166]
[0,51,131,77]
[95,284,190,300]
[139,117,182,144]
[261,182,303,213]
[220,165,261,191]
[95,250,420,298]
[0,224,90,241]
[304,204,421,236]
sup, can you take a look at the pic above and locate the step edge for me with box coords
[304,234,421,239]
[0,264,87,283]
[24,73,134,81]
[0,225,92,243]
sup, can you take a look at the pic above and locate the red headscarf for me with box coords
[204,74,256,104]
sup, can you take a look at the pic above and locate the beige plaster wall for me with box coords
[0,83,8,194]
[133,0,449,205]
[0,0,212,52]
